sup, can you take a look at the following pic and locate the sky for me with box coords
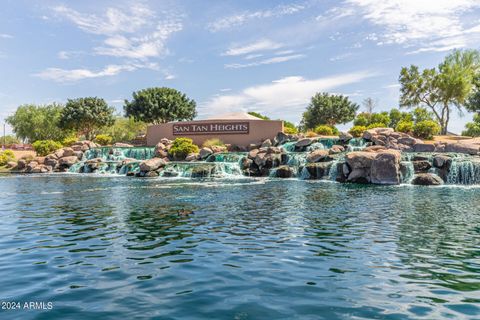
[1,0,480,135]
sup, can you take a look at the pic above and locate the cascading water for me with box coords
[160,162,243,178]
[446,158,480,185]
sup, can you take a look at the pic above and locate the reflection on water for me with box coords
[0,175,479,319]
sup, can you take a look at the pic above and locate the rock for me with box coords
[275,132,290,146]
[45,158,58,168]
[254,151,281,169]
[6,161,17,169]
[113,142,134,148]
[412,160,432,173]
[139,158,166,172]
[363,128,394,140]
[261,139,272,148]
[26,161,39,172]
[254,152,267,167]
[335,162,349,183]
[303,162,331,179]
[412,155,430,161]
[211,145,227,153]
[329,145,345,154]
[434,143,446,152]
[73,151,83,160]
[295,138,314,148]
[370,150,401,185]
[339,131,353,142]
[444,143,480,155]
[346,152,376,170]
[144,171,159,178]
[248,149,260,160]
[35,157,46,165]
[191,165,214,178]
[59,156,79,167]
[411,173,443,186]
[274,165,293,178]
[364,145,387,152]
[54,149,65,159]
[398,137,419,146]
[306,150,330,163]
[62,147,74,157]
[433,155,451,169]
[249,143,261,151]
[185,153,198,161]
[16,159,27,170]
[413,143,435,152]
[160,138,172,145]
[240,157,253,170]
[199,147,213,159]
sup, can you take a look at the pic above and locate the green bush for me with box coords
[32,140,62,156]
[413,120,441,139]
[370,112,390,127]
[348,125,367,137]
[284,127,297,134]
[396,120,414,133]
[202,138,225,149]
[0,150,15,166]
[462,114,480,137]
[95,134,113,146]
[62,136,78,147]
[366,122,388,129]
[168,138,199,160]
[314,125,334,136]
[353,113,370,127]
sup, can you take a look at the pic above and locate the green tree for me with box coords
[399,49,480,135]
[101,117,147,143]
[247,111,270,120]
[389,108,413,128]
[124,87,197,124]
[2,135,20,145]
[462,113,480,137]
[6,103,71,143]
[301,93,359,129]
[59,97,115,141]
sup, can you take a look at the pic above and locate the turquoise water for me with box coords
[0,175,479,319]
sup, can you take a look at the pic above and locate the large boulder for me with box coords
[274,132,290,146]
[433,155,452,169]
[413,143,435,153]
[191,165,214,178]
[411,173,443,186]
[303,162,331,179]
[339,131,353,142]
[329,145,345,154]
[306,150,330,163]
[445,143,480,155]
[113,142,134,148]
[16,159,27,170]
[45,158,58,168]
[370,150,401,185]
[248,149,259,160]
[62,147,74,157]
[274,165,294,178]
[185,153,198,161]
[59,156,79,167]
[295,138,314,148]
[261,139,272,148]
[413,160,432,173]
[139,158,166,172]
[6,161,17,169]
[199,147,213,160]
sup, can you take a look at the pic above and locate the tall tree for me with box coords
[6,103,71,142]
[301,92,359,129]
[124,87,197,124]
[362,97,377,114]
[59,97,115,140]
[399,49,480,135]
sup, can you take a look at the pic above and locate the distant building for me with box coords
[146,112,283,146]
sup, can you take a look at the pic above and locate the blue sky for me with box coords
[1,0,480,135]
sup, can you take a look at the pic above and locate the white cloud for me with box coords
[346,0,480,52]
[330,52,353,61]
[200,71,376,119]
[225,54,305,69]
[223,39,283,56]
[207,3,306,32]
[53,3,182,60]
[34,63,157,82]
[0,33,13,39]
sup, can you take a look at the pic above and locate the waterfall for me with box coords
[206,152,246,163]
[328,160,339,181]
[446,158,480,185]
[346,138,368,151]
[160,162,243,178]
[280,141,297,152]
[400,161,415,184]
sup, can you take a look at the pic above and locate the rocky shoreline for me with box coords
[6,128,480,186]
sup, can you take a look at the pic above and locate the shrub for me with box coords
[314,125,334,136]
[349,125,367,137]
[32,140,62,156]
[370,112,390,127]
[202,138,225,149]
[396,120,414,134]
[284,127,297,134]
[305,131,317,138]
[353,113,370,126]
[462,114,480,137]
[95,134,113,146]
[413,120,441,139]
[366,122,388,129]
[0,150,15,166]
[62,136,78,147]
[168,138,199,160]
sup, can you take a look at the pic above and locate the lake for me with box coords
[0,175,479,319]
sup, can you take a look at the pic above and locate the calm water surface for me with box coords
[0,175,479,319]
